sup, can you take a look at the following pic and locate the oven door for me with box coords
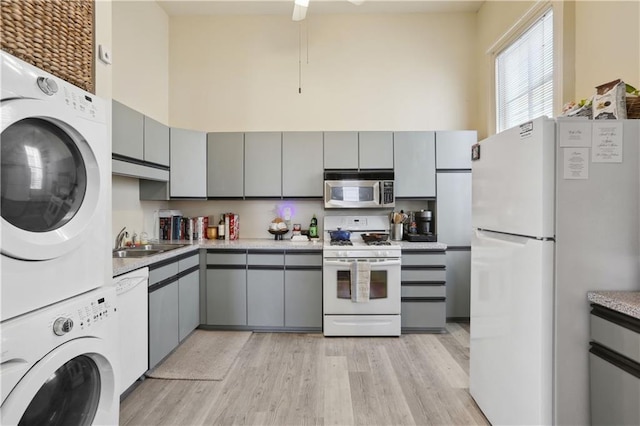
[323,258,401,314]
[324,180,381,208]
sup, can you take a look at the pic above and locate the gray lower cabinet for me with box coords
[247,252,285,327]
[247,269,284,327]
[285,252,322,329]
[401,250,447,332]
[148,251,200,369]
[148,279,179,369]
[178,269,200,341]
[445,249,471,320]
[205,250,247,326]
[204,249,322,331]
[589,304,640,425]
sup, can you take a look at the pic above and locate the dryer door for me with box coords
[0,338,118,426]
[0,98,106,260]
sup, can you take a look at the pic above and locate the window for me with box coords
[496,9,553,133]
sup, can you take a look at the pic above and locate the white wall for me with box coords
[168,13,478,131]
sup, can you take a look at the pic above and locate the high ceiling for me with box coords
[157,0,485,16]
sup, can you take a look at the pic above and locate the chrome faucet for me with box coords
[114,227,128,250]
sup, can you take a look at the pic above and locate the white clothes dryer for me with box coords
[0,286,119,425]
[0,51,111,321]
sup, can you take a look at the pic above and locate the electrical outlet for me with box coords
[98,45,112,65]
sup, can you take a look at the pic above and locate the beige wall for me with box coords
[168,13,478,132]
[574,0,640,99]
[112,0,170,123]
[476,0,640,139]
[111,0,171,241]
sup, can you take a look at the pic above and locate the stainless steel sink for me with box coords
[112,243,188,258]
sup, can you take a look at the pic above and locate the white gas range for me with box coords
[322,215,401,336]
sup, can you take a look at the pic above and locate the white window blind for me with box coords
[496,10,553,133]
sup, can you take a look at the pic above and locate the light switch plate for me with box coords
[98,45,112,65]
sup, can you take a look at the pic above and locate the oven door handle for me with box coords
[323,259,401,267]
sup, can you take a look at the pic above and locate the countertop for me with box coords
[588,291,640,320]
[113,238,447,277]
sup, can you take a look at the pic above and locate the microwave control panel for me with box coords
[382,181,394,204]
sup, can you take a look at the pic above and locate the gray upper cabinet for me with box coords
[359,131,394,169]
[144,116,170,167]
[112,100,144,160]
[244,132,282,197]
[393,131,436,198]
[323,131,358,169]
[170,128,207,198]
[282,132,323,197]
[207,132,244,197]
[435,130,477,170]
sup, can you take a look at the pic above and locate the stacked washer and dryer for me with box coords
[0,51,119,425]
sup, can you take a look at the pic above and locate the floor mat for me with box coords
[146,330,252,381]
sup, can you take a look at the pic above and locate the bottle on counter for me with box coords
[309,214,318,238]
[218,214,225,240]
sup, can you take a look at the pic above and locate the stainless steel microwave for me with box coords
[324,170,395,209]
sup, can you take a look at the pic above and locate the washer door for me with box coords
[0,99,104,260]
[0,338,118,426]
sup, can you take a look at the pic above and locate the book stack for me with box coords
[159,210,182,241]
[224,213,239,241]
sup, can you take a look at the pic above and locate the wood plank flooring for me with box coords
[120,323,488,426]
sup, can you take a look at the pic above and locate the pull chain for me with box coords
[298,21,302,94]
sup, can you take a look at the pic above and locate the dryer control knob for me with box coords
[53,317,74,336]
[37,77,59,96]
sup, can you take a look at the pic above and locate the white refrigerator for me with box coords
[470,116,640,425]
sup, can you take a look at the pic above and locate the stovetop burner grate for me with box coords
[365,241,392,246]
[329,240,353,246]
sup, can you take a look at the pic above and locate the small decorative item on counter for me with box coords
[593,79,627,120]
[224,213,240,241]
[268,217,288,240]
[218,214,225,240]
[309,214,318,238]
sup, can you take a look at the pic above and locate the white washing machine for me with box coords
[0,51,110,321]
[0,285,119,425]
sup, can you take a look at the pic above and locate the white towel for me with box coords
[350,261,371,303]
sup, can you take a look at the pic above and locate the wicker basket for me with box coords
[627,95,640,119]
[0,0,94,93]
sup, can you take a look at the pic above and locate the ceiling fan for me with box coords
[292,0,366,21]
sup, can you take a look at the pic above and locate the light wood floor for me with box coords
[120,323,488,426]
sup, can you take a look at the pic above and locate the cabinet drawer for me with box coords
[149,261,179,286]
[206,252,247,265]
[285,253,322,267]
[179,253,199,272]
[248,253,284,266]
[401,300,446,330]
[401,284,445,298]
[401,269,446,283]
[591,312,640,364]
[402,252,446,267]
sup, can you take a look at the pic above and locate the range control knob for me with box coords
[37,76,59,96]
[338,251,347,257]
[53,317,74,336]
